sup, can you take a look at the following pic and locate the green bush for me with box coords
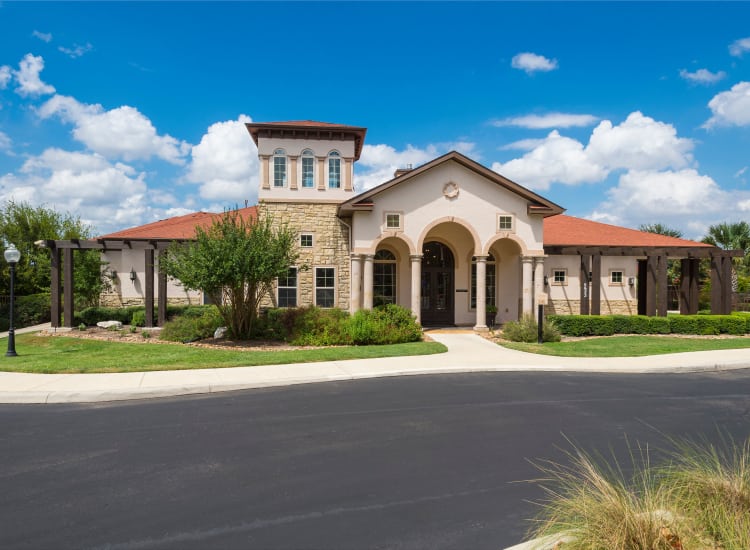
[0,293,52,331]
[344,304,422,345]
[159,306,223,342]
[503,315,561,343]
[648,316,671,334]
[131,310,146,327]
[546,315,613,336]
[718,315,746,335]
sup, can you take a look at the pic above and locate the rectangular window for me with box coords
[273,157,287,187]
[374,262,396,306]
[301,156,314,188]
[315,267,335,307]
[552,269,567,285]
[278,267,297,307]
[300,234,313,248]
[328,158,341,188]
[470,262,496,309]
[385,213,401,230]
[498,215,513,231]
[610,270,624,285]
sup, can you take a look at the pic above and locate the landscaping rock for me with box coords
[96,321,123,329]
[214,326,228,339]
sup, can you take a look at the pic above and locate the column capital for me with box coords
[363,253,375,261]
[474,255,489,263]
[350,253,363,261]
[521,255,535,264]
[410,254,423,262]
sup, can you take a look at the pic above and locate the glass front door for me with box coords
[420,242,454,325]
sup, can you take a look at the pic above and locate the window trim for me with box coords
[551,268,568,286]
[384,212,403,231]
[327,150,341,189]
[277,267,298,308]
[497,213,515,232]
[314,266,336,308]
[300,149,315,188]
[374,248,397,306]
[609,269,625,286]
[300,233,314,248]
[273,148,287,188]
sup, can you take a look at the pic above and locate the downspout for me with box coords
[338,216,353,253]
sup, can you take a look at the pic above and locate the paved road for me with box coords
[2,370,750,549]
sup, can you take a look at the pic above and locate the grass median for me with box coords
[501,335,750,357]
[0,334,447,374]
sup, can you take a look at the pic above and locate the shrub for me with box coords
[131,310,146,327]
[503,315,561,343]
[648,316,671,334]
[344,304,422,345]
[159,306,223,342]
[0,293,52,331]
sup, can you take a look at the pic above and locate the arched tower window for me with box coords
[301,149,315,188]
[374,249,397,306]
[328,150,341,189]
[273,148,287,187]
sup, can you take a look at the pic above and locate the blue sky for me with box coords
[1,2,749,239]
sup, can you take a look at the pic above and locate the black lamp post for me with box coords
[5,243,21,357]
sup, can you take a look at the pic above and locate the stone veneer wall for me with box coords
[260,202,350,311]
[547,299,638,316]
[99,293,200,308]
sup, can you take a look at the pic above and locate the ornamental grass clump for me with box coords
[502,315,561,343]
[528,445,695,549]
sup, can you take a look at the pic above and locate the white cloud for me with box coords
[736,166,748,178]
[58,42,93,59]
[32,30,52,43]
[679,68,726,85]
[491,112,694,190]
[38,94,190,164]
[0,65,10,89]
[355,143,448,191]
[13,53,55,97]
[185,114,258,204]
[586,112,693,171]
[0,148,162,232]
[592,169,732,233]
[492,112,598,129]
[492,131,607,190]
[500,137,548,151]
[511,52,558,74]
[704,81,750,128]
[0,131,10,151]
[729,37,750,57]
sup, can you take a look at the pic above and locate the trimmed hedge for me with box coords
[74,304,214,327]
[0,293,52,331]
[548,314,750,336]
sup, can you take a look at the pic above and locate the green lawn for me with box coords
[0,334,447,374]
[501,335,750,357]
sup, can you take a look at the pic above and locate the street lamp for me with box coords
[4,243,21,357]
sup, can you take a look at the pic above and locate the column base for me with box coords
[473,324,489,333]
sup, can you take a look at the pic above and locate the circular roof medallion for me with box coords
[443,181,459,199]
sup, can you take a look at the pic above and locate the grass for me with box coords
[527,435,750,549]
[0,333,447,374]
[500,335,750,357]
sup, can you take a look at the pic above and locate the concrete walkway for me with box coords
[2,327,750,404]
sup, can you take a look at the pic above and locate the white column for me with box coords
[410,254,422,325]
[474,255,488,331]
[350,254,362,314]
[534,256,545,309]
[363,254,374,310]
[522,256,534,317]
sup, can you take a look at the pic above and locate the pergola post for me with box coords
[722,255,733,314]
[680,258,700,315]
[144,249,155,328]
[579,254,591,315]
[646,254,658,317]
[50,244,61,328]
[63,248,74,327]
[590,254,601,315]
[158,250,168,327]
[710,254,723,314]
[656,255,668,316]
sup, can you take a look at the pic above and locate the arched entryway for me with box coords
[421,241,454,325]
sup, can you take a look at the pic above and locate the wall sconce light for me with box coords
[628,277,636,286]
[543,275,549,286]
[129,268,137,282]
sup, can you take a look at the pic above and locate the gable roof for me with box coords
[246,120,367,160]
[543,214,712,248]
[98,207,257,240]
[339,151,565,217]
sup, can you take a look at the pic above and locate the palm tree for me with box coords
[638,223,683,238]
[702,221,750,291]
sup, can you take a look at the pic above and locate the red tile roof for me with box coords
[543,214,711,248]
[99,207,257,240]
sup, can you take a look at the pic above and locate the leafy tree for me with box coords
[0,200,107,306]
[702,221,750,286]
[160,208,297,339]
[638,223,683,239]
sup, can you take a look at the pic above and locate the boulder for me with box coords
[97,320,123,329]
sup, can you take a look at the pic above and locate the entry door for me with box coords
[420,242,454,325]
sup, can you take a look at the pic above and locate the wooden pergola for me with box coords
[41,238,186,329]
[543,245,744,316]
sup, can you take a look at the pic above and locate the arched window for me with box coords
[301,149,315,188]
[471,254,496,309]
[374,249,397,306]
[273,148,287,187]
[328,150,341,189]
